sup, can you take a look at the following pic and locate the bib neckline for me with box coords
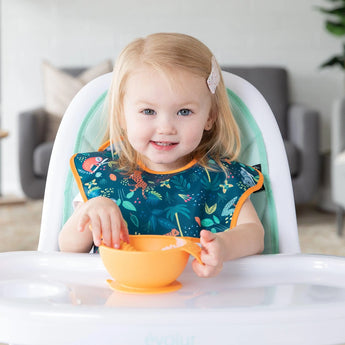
[138,159,198,175]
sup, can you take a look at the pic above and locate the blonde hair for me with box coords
[106,32,240,172]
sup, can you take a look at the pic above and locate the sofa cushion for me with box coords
[284,140,300,177]
[33,142,54,177]
[42,60,113,142]
[221,66,288,138]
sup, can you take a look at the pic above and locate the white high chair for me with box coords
[2,72,345,345]
[38,71,300,254]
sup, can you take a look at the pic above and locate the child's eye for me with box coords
[177,109,192,116]
[142,109,156,115]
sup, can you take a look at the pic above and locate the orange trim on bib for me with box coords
[229,168,264,229]
[138,159,198,175]
[98,140,111,152]
[70,154,89,202]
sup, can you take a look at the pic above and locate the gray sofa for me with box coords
[19,67,86,199]
[222,66,320,205]
[19,66,320,205]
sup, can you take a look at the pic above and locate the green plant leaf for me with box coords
[317,6,345,17]
[201,218,215,227]
[320,55,345,69]
[326,20,345,35]
[130,214,139,228]
[126,191,134,199]
[164,204,190,221]
[213,215,220,224]
[122,201,136,211]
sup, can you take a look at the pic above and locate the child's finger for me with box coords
[192,259,216,278]
[119,218,130,243]
[199,239,221,267]
[100,215,112,247]
[109,213,123,249]
[78,213,90,232]
[200,229,216,244]
[191,259,205,277]
[90,217,102,247]
[201,251,220,267]
[199,231,216,255]
[192,258,223,278]
[199,246,214,265]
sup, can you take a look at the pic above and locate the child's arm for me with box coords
[59,196,129,253]
[192,198,264,278]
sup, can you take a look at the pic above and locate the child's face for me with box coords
[122,65,213,172]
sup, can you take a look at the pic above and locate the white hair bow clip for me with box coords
[207,56,220,94]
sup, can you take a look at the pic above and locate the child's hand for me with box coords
[77,196,129,248]
[192,230,226,278]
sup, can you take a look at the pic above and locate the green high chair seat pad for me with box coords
[62,89,279,254]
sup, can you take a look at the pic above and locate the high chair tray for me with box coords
[1,251,345,345]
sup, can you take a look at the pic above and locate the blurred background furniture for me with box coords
[19,107,54,199]
[222,66,320,205]
[19,67,86,199]
[331,98,345,236]
[19,61,112,199]
[0,129,26,205]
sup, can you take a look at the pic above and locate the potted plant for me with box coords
[317,0,345,69]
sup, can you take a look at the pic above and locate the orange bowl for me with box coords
[99,235,194,292]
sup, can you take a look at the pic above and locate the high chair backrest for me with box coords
[38,71,300,254]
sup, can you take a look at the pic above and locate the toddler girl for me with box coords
[59,33,264,277]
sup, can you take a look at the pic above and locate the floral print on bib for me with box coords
[71,149,263,239]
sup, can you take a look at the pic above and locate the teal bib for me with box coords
[71,148,263,239]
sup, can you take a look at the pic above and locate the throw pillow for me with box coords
[42,60,113,141]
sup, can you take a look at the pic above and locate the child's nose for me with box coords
[157,115,177,135]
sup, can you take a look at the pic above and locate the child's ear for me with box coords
[204,114,215,131]
[119,113,126,130]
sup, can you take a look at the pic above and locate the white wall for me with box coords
[1,0,342,196]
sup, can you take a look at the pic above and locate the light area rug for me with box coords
[0,200,42,252]
[297,206,345,256]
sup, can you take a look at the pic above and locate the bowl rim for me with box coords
[99,234,199,253]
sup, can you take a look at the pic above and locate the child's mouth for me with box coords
[150,141,178,150]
